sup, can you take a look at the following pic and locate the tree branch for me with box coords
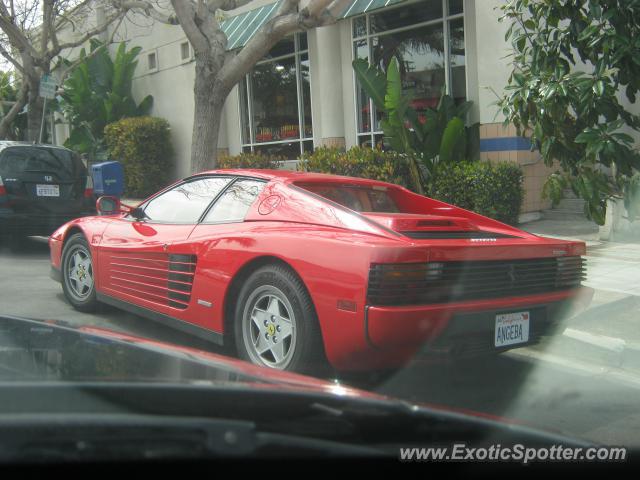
[211,0,254,12]
[41,0,54,56]
[0,3,39,58]
[0,42,24,74]
[0,81,27,139]
[323,0,351,23]
[303,0,332,19]
[115,0,180,24]
[218,11,301,92]
[53,9,126,54]
[55,14,126,86]
[275,0,300,16]
[218,0,348,91]
[170,0,209,52]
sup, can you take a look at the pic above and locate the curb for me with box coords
[523,332,640,373]
[558,329,637,371]
[570,294,640,324]
[525,294,640,372]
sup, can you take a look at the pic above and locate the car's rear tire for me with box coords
[234,264,327,374]
[61,233,97,312]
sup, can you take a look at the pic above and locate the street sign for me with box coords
[39,74,57,99]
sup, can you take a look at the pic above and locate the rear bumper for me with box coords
[0,210,94,236]
[362,287,594,363]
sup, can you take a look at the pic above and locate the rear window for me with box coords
[297,183,399,213]
[0,147,82,180]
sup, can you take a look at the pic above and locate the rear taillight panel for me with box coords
[367,257,586,306]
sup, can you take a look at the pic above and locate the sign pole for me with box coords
[38,73,57,144]
[39,97,47,144]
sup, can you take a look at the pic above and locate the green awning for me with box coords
[220,0,406,50]
[339,0,406,19]
[220,1,282,50]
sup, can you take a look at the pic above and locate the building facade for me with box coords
[55,0,561,214]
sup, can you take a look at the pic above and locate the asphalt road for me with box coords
[2,236,640,448]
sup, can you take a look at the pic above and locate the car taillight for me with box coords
[0,175,6,197]
[84,175,94,198]
[373,263,444,282]
[367,263,449,306]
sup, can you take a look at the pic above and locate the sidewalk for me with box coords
[520,216,640,372]
[522,217,640,296]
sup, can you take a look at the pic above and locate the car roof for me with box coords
[193,169,399,187]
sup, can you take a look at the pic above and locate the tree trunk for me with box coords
[190,64,225,173]
[26,86,44,143]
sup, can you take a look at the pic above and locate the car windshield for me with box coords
[296,183,400,212]
[1,0,639,467]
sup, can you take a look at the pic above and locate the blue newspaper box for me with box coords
[91,161,124,197]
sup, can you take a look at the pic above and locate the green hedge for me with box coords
[428,161,524,225]
[218,152,283,169]
[300,146,413,188]
[212,147,524,225]
[104,116,174,198]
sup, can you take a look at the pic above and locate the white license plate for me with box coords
[36,184,59,197]
[494,311,530,347]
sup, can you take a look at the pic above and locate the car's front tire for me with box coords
[61,233,98,312]
[234,264,327,374]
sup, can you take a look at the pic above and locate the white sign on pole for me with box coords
[39,74,57,99]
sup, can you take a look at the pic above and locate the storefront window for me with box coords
[353,0,465,147]
[239,33,312,158]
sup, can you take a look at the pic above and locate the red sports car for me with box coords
[49,169,593,373]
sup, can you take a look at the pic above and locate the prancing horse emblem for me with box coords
[507,264,516,283]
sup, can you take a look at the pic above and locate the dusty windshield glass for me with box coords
[0,0,639,466]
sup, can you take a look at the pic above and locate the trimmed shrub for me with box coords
[300,146,414,188]
[301,147,523,224]
[104,116,174,198]
[218,152,283,169]
[428,161,524,225]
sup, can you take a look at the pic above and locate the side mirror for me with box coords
[129,206,148,221]
[96,196,121,216]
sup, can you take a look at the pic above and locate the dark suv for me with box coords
[0,142,95,238]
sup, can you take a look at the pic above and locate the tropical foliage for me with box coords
[498,0,640,225]
[58,40,153,162]
[352,56,480,192]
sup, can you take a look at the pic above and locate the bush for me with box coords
[301,147,523,224]
[428,161,524,225]
[300,146,414,188]
[217,152,283,169]
[104,116,174,198]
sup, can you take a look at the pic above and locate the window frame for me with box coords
[199,177,268,225]
[135,175,267,225]
[147,50,159,73]
[179,41,193,64]
[351,0,465,148]
[237,32,313,157]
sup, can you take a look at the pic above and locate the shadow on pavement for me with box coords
[0,235,50,256]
